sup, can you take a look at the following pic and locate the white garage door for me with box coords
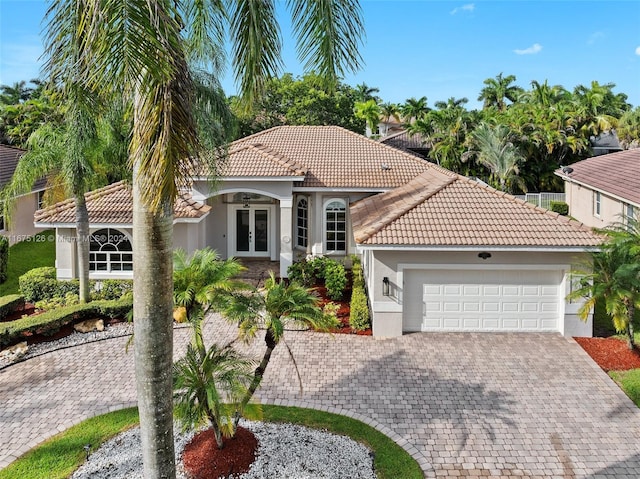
[403,269,562,332]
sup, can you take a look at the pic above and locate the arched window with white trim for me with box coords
[324,199,347,253]
[296,197,308,248]
[89,228,133,272]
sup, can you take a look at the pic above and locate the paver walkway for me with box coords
[1,315,640,478]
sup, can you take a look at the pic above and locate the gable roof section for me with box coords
[34,181,210,226]
[556,149,640,206]
[230,126,430,188]
[352,171,601,248]
[0,144,47,191]
[379,130,430,152]
[221,143,307,178]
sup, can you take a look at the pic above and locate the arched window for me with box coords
[296,197,308,248]
[89,228,133,272]
[324,199,346,253]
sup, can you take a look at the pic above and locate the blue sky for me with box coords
[1,0,639,110]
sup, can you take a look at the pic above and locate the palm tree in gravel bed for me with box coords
[221,273,333,427]
[44,0,364,476]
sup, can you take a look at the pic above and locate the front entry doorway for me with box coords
[230,206,273,257]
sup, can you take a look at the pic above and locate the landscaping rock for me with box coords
[0,341,28,361]
[74,319,104,333]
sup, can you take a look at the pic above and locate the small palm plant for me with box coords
[221,272,333,425]
[172,248,257,449]
[568,218,640,350]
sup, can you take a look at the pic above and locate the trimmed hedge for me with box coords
[550,201,569,216]
[0,298,133,347]
[324,261,347,300]
[0,236,8,284]
[18,267,58,302]
[349,257,370,331]
[0,294,24,321]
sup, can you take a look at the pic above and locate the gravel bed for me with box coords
[0,322,135,370]
[71,421,377,479]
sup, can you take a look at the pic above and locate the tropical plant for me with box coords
[569,218,640,350]
[221,272,332,425]
[477,73,522,111]
[354,82,380,103]
[400,96,429,122]
[43,1,364,476]
[465,122,526,193]
[354,99,381,136]
[173,248,247,356]
[617,107,640,149]
[173,343,255,450]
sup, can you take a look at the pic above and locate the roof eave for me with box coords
[355,244,600,253]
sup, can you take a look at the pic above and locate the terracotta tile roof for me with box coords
[352,172,601,247]
[34,181,210,225]
[230,126,430,188]
[221,143,307,177]
[379,129,431,152]
[556,149,640,206]
[0,144,47,191]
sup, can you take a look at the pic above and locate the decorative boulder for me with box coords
[0,341,28,361]
[74,319,104,333]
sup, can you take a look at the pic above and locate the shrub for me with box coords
[321,302,341,329]
[19,267,58,302]
[550,201,569,216]
[349,258,370,331]
[35,292,80,311]
[0,236,8,284]
[0,297,133,347]
[0,294,24,320]
[94,279,133,300]
[324,261,347,300]
[287,260,316,287]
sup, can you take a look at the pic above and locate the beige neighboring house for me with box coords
[35,126,601,338]
[0,144,47,244]
[555,149,640,229]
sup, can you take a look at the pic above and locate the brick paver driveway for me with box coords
[1,315,640,478]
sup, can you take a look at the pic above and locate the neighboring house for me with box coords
[0,144,47,244]
[379,130,431,159]
[555,149,640,229]
[589,130,622,156]
[35,126,600,338]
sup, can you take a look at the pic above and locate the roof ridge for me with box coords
[378,129,409,142]
[249,143,307,175]
[0,144,27,153]
[355,173,456,243]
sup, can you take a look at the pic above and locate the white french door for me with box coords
[230,206,271,257]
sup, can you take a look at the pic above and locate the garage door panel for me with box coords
[403,269,561,332]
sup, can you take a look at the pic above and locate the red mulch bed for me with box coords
[574,336,640,372]
[314,285,372,336]
[0,303,37,323]
[182,426,257,479]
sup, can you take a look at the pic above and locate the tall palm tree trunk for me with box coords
[133,173,176,479]
[75,194,91,303]
[627,303,636,350]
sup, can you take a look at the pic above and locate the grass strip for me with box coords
[0,405,423,479]
[0,231,55,297]
[609,369,640,408]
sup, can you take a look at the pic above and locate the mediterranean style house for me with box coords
[556,148,640,229]
[35,126,601,338]
[0,144,48,244]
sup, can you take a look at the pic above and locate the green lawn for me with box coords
[0,231,55,297]
[609,370,640,408]
[0,406,423,479]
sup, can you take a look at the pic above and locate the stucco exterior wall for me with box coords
[55,227,76,280]
[362,249,593,338]
[2,191,45,245]
[565,181,628,228]
[174,221,207,256]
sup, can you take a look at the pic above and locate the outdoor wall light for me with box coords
[478,252,492,260]
[382,276,390,296]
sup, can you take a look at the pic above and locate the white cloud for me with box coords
[636,46,640,56]
[450,3,475,15]
[587,31,605,45]
[514,43,542,55]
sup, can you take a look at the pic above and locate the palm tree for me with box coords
[354,99,381,136]
[569,219,640,350]
[468,122,526,193]
[477,73,522,111]
[174,343,255,450]
[43,1,364,476]
[221,273,332,424]
[354,82,380,102]
[0,81,33,104]
[400,96,429,122]
[173,248,247,358]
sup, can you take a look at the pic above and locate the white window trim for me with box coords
[594,191,601,217]
[323,197,347,255]
[296,196,309,249]
[89,228,134,275]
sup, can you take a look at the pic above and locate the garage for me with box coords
[403,268,563,332]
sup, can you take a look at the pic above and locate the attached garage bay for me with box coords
[403,268,563,332]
